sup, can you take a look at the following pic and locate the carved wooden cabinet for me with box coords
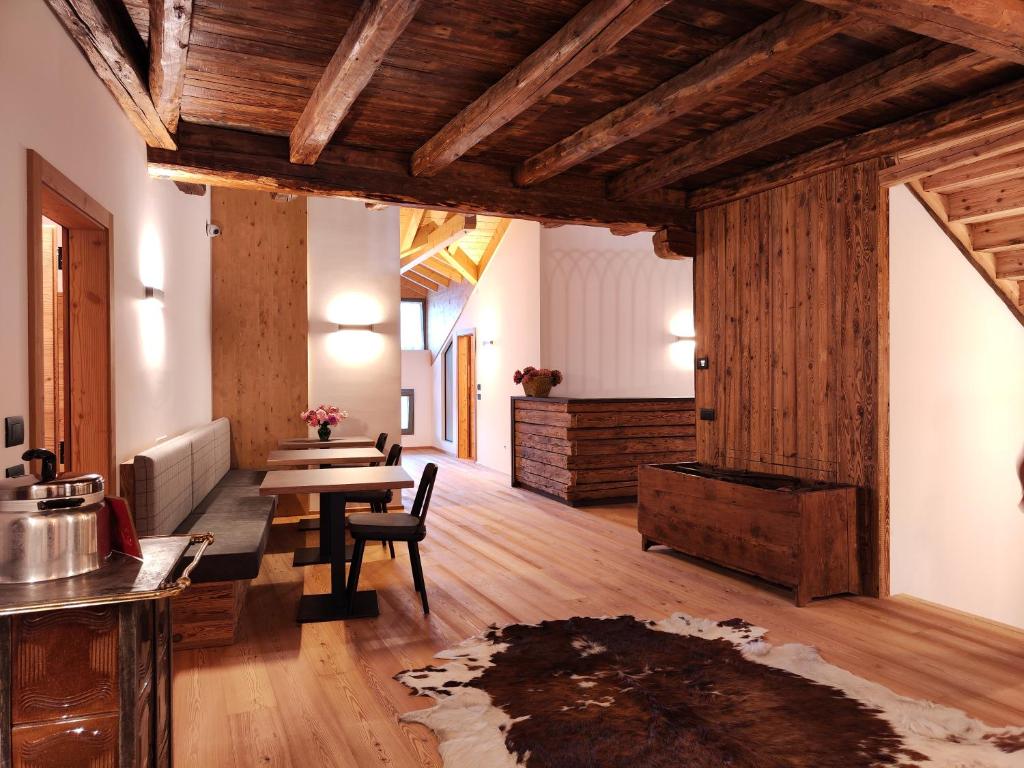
[0,536,201,768]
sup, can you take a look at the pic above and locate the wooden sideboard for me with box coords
[511,397,696,505]
[0,535,203,767]
[638,463,860,605]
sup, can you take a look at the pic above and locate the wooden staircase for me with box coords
[883,118,1024,325]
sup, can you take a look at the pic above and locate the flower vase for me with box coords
[317,423,332,441]
[523,376,553,398]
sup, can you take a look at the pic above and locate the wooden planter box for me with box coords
[638,463,860,605]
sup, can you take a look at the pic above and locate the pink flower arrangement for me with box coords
[300,404,347,427]
[513,367,563,386]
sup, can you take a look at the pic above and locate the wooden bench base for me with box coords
[172,580,249,649]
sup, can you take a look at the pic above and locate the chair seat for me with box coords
[347,512,422,540]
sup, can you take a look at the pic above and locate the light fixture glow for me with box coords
[144,286,165,303]
[336,323,376,332]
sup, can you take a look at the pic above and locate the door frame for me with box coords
[455,329,476,461]
[27,150,115,482]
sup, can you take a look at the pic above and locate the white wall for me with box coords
[401,349,433,447]
[307,198,401,447]
[0,2,211,473]
[890,184,1024,629]
[431,220,542,473]
[540,226,695,398]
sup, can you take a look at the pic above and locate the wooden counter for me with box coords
[511,396,696,505]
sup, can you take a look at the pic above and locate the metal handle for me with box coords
[160,532,215,594]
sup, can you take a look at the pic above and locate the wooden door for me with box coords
[456,333,475,460]
[67,228,112,483]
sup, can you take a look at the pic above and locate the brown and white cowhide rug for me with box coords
[396,614,1024,768]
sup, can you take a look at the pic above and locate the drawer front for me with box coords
[11,607,119,724]
[11,714,118,768]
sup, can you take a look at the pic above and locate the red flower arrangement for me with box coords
[513,366,563,386]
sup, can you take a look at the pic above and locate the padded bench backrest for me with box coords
[132,435,193,536]
[190,418,231,505]
[131,418,233,536]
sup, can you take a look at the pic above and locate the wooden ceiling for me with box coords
[47,0,1024,239]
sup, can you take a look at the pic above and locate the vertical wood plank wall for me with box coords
[695,159,889,596]
[211,189,308,513]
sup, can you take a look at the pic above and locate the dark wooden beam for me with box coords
[149,122,687,230]
[410,0,671,178]
[806,0,1024,64]
[514,3,852,187]
[652,224,696,259]
[688,78,1024,210]
[44,0,175,148]
[290,0,422,165]
[149,0,192,133]
[610,41,982,198]
[173,180,206,195]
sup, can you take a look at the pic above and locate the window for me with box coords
[400,389,415,435]
[401,299,426,350]
[443,342,455,442]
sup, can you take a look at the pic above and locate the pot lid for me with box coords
[0,473,105,502]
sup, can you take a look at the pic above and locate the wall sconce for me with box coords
[674,334,696,343]
[337,323,376,332]
[144,286,165,303]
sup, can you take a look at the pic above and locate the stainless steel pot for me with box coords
[0,471,108,584]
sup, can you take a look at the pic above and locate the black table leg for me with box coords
[293,488,353,566]
[297,493,379,623]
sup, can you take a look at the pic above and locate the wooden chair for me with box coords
[345,463,437,615]
[372,432,388,460]
[341,443,403,557]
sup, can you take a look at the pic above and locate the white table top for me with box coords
[266,447,384,467]
[278,435,375,449]
[260,465,414,495]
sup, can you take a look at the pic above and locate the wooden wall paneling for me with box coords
[211,188,308,514]
[695,159,888,595]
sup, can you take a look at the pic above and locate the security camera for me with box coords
[206,222,222,238]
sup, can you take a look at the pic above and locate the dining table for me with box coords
[260,466,414,623]
[267,447,386,565]
[278,435,375,449]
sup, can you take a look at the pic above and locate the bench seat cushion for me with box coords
[174,470,276,582]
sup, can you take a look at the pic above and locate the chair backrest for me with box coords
[410,463,438,531]
[384,443,403,466]
[374,432,388,452]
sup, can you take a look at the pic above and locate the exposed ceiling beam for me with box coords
[148,122,688,230]
[424,256,464,282]
[290,0,422,164]
[43,0,175,148]
[922,148,1024,193]
[995,250,1024,280]
[971,214,1024,252]
[476,218,511,276]
[412,263,451,288]
[880,121,1024,186]
[400,214,477,272]
[947,178,1024,224]
[652,224,696,259]
[401,276,429,299]
[149,0,192,133]
[440,247,479,284]
[610,41,982,197]
[514,2,852,187]
[400,207,426,251]
[172,180,206,195]
[688,78,1024,210]
[805,0,1024,64]
[403,271,438,292]
[410,0,671,178]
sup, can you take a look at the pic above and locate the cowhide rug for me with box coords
[395,614,1024,768]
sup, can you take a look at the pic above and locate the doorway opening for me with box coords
[456,331,476,461]
[27,151,114,485]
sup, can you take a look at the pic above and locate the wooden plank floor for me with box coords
[173,449,1024,767]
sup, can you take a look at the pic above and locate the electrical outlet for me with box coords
[696,357,710,370]
[699,408,716,422]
